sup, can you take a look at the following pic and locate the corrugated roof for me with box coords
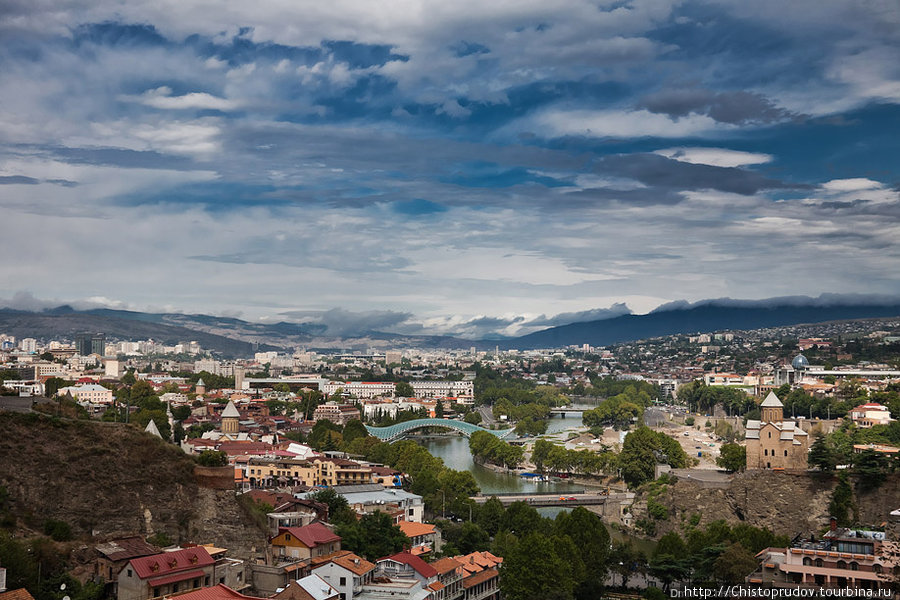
[96,536,159,562]
[129,547,214,580]
[276,523,340,548]
[163,584,255,600]
[380,552,437,579]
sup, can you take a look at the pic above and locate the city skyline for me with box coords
[2,1,900,338]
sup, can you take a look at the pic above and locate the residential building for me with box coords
[270,524,341,561]
[453,553,502,600]
[397,521,442,556]
[745,392,809,470]
[312,402,362,425]
[271,574,340,600]
[298,484,424,523]
[310,550,376,600]
[748,522,898,590]
[244,458,318,489]
[430,558,464,600]
[117,546,216,600]
[58,383,114,404]
[409,381,474,400]
[321,382,395,400]
[314,457,374,487]
[376,552,438,587]
[849,403,894,428]
[92,536,160,597]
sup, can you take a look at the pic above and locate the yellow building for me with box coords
[745,392,809,470]
[270,523,341,561]
[246,458,318,488]
[313,458,374,487]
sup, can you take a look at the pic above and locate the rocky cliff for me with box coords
[640,470,900,539]
[0,413,266,559]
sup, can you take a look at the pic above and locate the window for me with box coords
[173,583,180,593]
[768,431,772,438]
[803,558,812,566]
[237,572,242,581]
[850,562,859,571]
[127,569,133,578]
[153,588,160,597]
[815,558,823,568]
[205,576,210,586]
[340,577,347,586]
[837,560,847,570]
[784,450,788,456]
[764,449,768,456]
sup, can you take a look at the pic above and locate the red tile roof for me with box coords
[277,523,341,548]
[380,552,438,579]
[462,567,498,589]
[163,584,256,600]
[129,547,215,580]
[430,557,462,576]
[0,589,37,600]
[147,568,207,587]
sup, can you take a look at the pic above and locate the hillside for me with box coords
[637,470,900,540]
[0,413,266,558]
[507,301,900,349]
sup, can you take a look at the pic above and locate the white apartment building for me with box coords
[322,381,396,399]
[18,338,37,353]
[58,383,114,404]
[410,380,474,399]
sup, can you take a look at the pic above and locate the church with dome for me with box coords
[745,391,809,470]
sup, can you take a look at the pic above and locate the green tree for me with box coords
[476,496,505,537]
[619,427,688,487]
[464,411,482,425]
[555,507,609,596]
[808,434,838,472]
[132,409,171,440]
[713,542,759,583]
[716,443,746,472]
[500,533,576,600]
[308,487,358,526]
[336,511,409,561]
[196,450,227,467]
[435,399,445,418]
[341,419,370,447]
[395,381,414,397]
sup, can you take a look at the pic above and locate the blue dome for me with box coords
[791,354,809,369]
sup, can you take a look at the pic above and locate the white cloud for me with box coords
[654,147,773,168]
[524,109,726,139]
[123,86,240,111]
[821,178,883,192]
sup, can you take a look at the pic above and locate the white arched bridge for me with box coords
[364,418,515,442]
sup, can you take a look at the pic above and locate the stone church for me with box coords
[745,391,809,470]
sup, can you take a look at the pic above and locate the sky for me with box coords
[2,0,900,339]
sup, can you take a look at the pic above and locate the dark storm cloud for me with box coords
[595,154,806,196]
[639,88,796,125]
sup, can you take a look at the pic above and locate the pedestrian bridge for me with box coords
[364,418,515,442]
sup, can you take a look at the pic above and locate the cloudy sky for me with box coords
[2,0,900,338]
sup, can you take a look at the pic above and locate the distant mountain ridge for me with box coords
[2,297,900,356]
[505,300,900,349]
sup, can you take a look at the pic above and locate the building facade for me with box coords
[745,392,809,470]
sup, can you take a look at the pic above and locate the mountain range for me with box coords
[2,297,900,356]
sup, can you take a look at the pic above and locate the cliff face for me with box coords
[0,413,265,558]
[642,470,900,539]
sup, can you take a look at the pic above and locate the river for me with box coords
[417,411,657,554]
[419,413,586,495]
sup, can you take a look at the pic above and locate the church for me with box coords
[745,392,809,470]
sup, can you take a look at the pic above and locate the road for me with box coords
[470,491,626,507]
